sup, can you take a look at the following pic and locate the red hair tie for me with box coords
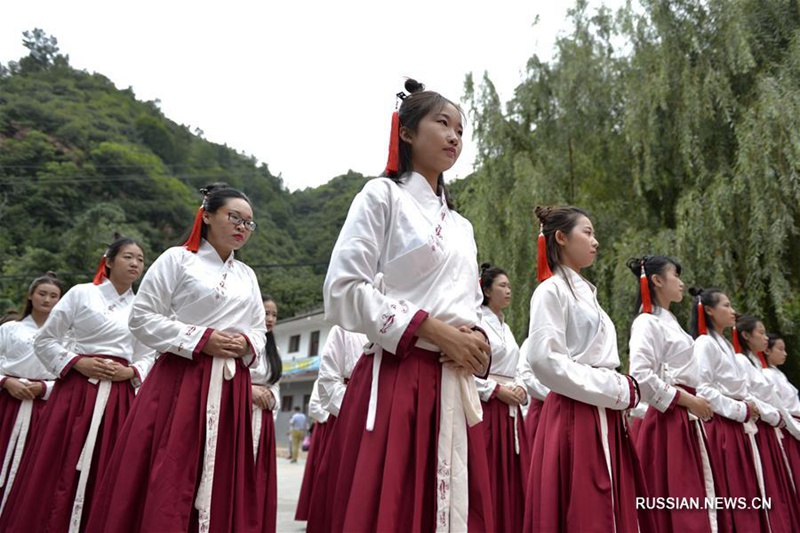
[756,351,768,368]
[697,301,708,335]
[640,262,653,314]
[183,206,205,253]
[92,256,107,285]
[732,326,744,354]
[537,225,553,282]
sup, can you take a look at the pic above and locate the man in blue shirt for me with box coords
[288,406,308,464]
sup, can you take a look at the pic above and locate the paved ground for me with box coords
[276,447,308,532]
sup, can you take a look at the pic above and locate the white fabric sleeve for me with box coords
[527,284,632,410]
[323,180,425,355]
[628,316,678,412]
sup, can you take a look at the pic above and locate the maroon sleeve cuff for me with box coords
[667,389,681,411]
[0,377,6,387]
[192,328,214,360]
[489,383,501,400]
[60,355,82,378]
[395,310,429,359]
[240,333,258,368]
[471,326,491,378]
[743,403,751,423]
[625,375,640,410]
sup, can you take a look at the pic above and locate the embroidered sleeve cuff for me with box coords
[60,355,82,378]
[395,309,429,359]
[666,389,681,411]
[41,379,55,400]
[742,402,751,423]
[192,328,214,361]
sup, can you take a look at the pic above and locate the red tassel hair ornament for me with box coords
[640,261,653,314]
[92,256,107,285]
[384,110,400,175]
[537,225,553,282]
[183,206,205,253]
[697,301,708,336]
[756,351,768,368]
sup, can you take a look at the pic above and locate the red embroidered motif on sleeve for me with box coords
[379,313,395,334]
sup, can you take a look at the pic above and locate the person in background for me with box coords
[288,406,308,464]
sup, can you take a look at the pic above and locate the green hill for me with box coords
[0,29,368,318]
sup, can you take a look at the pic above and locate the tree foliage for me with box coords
[458,0,800,384]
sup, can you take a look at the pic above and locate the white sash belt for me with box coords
[252,406,263,461]
[195,358,236,533]
[69,375,112,533]
[0,396,33,515]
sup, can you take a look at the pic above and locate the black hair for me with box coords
[264,330,283,385]
[735,315,763,354]
[22,272,63,318]
[534,205,591,274]
[199,183,252,240]
[382,78,461,209]
[626,255,683,316]
[103,232,144,278]
[688,287,725,339]
[479,262,508,307]
[767,333,784,350]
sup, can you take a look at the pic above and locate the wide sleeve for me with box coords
[743,364,781,427]
[317,327,350,417]
[35,288,82,377]
[268,380,281,412]
[628,316,679,413]
[128,336,156,387]
[517,341,550,401]
[323,180,427,357]
[240,268,267,368]
[0,324,10,385]
[528,283,633,410]
[695,337,749,422]
[128,250,211,359]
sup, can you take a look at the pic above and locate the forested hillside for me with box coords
[0,29,368,318]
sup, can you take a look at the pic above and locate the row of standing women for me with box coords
[299,79,800,532]
[0,184,285,532]
[2,73,800,532]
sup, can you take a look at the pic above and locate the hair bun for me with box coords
[44,271,59,279]
[200,183,230,197]
[404,78,425,94]
[480,262,492,274]
[688,287,703,298]
[534,205,553,226]
[626,258,643,277]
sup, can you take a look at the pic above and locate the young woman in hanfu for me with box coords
[627,255,716,533]
[296,324,366,522]
[250,314,282,533]
[312,78,494,532]
[693,288,770,532]
[523,205,653,533]
[0,272,62,512]
[733,315,800,532]
[763,334,800,490]
[475,263,529,532]
[0,237,152,533]
[85,184,267,533]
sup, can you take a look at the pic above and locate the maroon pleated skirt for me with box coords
[295,417,335,521]
[481,396,530,532]
[523,398,544,452]
[634,394,715,532]
[754,420,800,532]
[84,353,259,533]
[523,392,655,533]
[0,389,49,505]
[306,346,494,533]
[703,415,770,532]
[254,407,277,533]
[781,425,800,492]
[0,356,134,532]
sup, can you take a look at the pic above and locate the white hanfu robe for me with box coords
[323,172,488,531]
[317,325,367,418]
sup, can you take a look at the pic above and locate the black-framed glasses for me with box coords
[227,212,257,232]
